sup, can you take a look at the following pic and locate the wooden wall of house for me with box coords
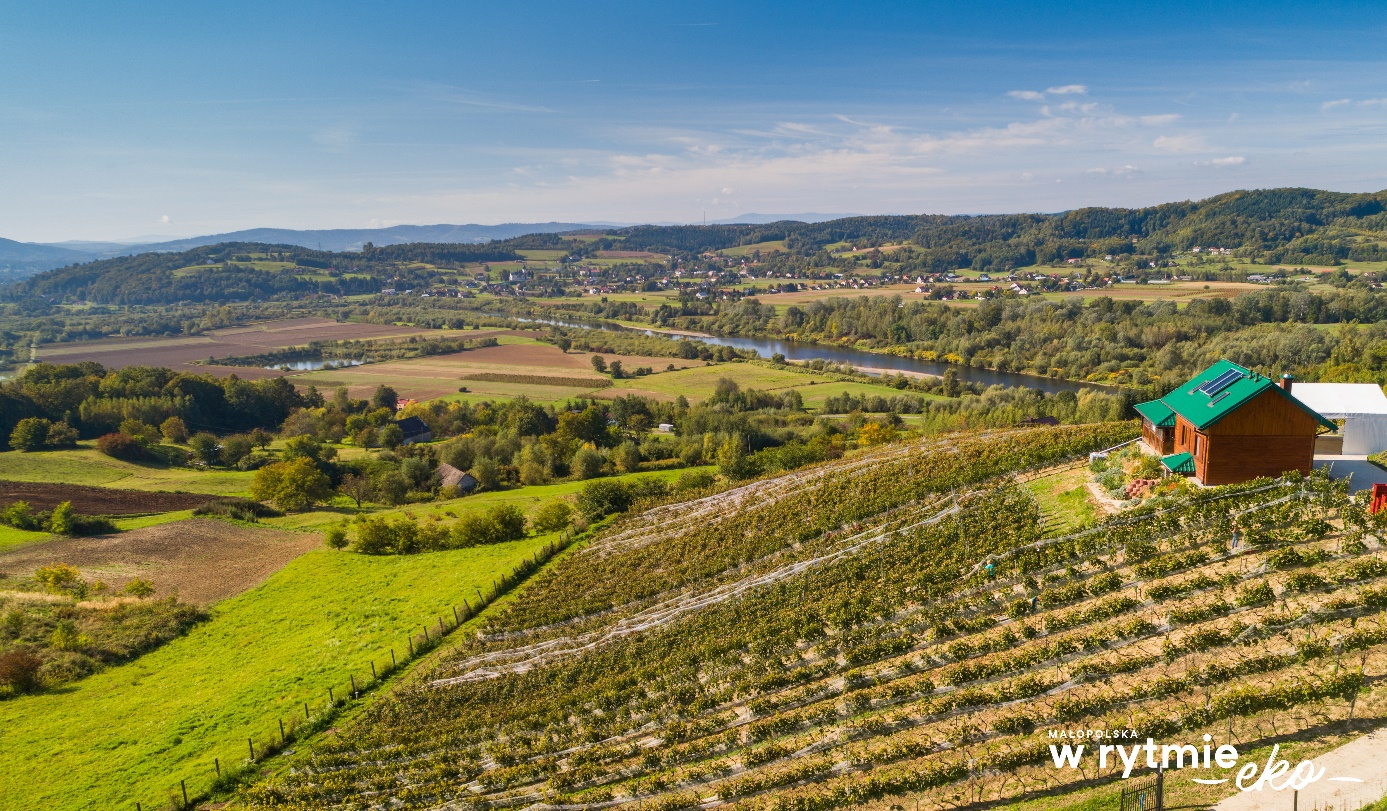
[1173,388,1318,485]
[1141,420,1174,455]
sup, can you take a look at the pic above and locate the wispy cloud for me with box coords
[1007,90,1045,101]
[1195,156,1247,166]
[1322,98,1352,111]
[1152,134,1206,153]
[1047,84,1088,95]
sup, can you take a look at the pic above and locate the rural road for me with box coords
[1214,727,1387,811]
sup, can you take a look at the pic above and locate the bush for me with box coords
[221,434,254,467]
[192,497,283,522]
[8,417,50,452]
[96,432,147,462]
[1,501,39,531]
[577,479,635,520]
[675,469,716,491]
[124,578,156,597]
[1235,581,1275,606]
[532,501,574,533]
[34,563,84,596]
[324,523,349,550]
[571,447,605,480]
[0,649,42,693]
[44,422,78,448]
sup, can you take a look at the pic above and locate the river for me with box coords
[517,317,1100,395]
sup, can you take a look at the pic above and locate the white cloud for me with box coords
[1046,84,1088,95]
[160,214,171,224]
[1360,98,1387,106]
[1152,134,1206,153]
[1008,90,1045,101]
[1194,156,1246,166]
[1321,98,1352,111]
[1139,114,1180,126]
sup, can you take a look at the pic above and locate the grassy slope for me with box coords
[0,445,254,495]
[0,536,553,811]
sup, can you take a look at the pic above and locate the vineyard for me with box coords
[244,422,1387,811]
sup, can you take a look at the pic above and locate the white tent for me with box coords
[1291,382,1387,455]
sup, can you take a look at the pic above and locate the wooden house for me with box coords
[1135,360,1335,486]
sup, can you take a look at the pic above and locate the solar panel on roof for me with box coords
[1197,368,1243,396]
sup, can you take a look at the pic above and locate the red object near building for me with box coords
[1371,483,1387,514]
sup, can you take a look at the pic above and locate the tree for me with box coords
[372,384,399,411]
[34,563,84,595]
[189,432,221,466]
[590,355,607,373]
[717,434,754,479]
[614,440,642,473]
[608,359,624,379]
[571,446,605,480]
[488,504,527,541]
[44,421,78,448]
[576,479,633,520]
[9,417,50,452]
[221,434,254,467]
[379,424,404,450]
[158,418,188,443]
[251,457,332,512]
[249,427,274,450]
[556,337,573,353]
[339,473,373,508]
[471,457,501,490]
[96,432,147,461]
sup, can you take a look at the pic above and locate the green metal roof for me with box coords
[1155,359,1337,432]
[1161,452,1195,474]
[1134,399,1176,428]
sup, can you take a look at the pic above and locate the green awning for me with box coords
[1134,399,1175,428]
[1161,452,1195,474]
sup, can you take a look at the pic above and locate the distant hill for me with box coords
[0,222,600,280]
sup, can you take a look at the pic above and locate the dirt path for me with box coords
[1215,726,1387,811]
[0,518,321,605]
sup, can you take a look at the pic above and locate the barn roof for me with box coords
[1153,359,1336,432]
[436,463,478,491]
[1161,452,1195,474]
[395,416,431,438]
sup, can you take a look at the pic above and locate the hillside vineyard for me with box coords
[245,424,1387,810]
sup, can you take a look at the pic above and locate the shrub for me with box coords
[0,649,42,693]
[46,501,75,535]
[324,523,349,550]
[614,441,642,473]
[220,434,254,467]
[192,497,283,522]
[532,501,574,533]
[1284,570,1326,592]
[571,447,605,480]
[96,432,147,461]
[124,578,156,597]
[50,620,90,651]
[577,479,635,520]
[44,422,78,448]
[1,501,39,531]
[8,417,51,452]
[34,563,84,596]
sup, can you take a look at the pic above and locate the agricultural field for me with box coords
[33,317,457,378]
[0,530,559,811]
[0,444,256,495]
[242,423,1387,811]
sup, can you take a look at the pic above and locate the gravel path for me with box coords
[1215,727,1387,811]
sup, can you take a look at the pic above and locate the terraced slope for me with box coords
[246,424,1387,811]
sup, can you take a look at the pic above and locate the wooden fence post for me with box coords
[249,738,256,760]
[391,648,396,666]
[181,779,188,808]
[215,757,220,777]
[350,674,357,696]
[328,686,334,704]
[371,661,377,680]
[305,702,310,721]
[279,718,286,742]
[453,605,460,625]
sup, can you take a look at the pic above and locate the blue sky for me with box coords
[4,0,1387,241]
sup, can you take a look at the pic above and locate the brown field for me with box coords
[0,481,212,515]
[34,317,459,378]
[0,518,320,604]
[294,342,701,402]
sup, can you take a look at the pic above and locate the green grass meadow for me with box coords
[0,536,553,811]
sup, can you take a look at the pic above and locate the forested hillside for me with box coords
[7,187,1387,305]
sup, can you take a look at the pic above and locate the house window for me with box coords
[1195,433,1203,458]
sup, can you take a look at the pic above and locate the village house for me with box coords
[1135,360,1335,485]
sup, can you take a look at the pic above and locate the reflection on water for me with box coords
[267,358,366,371]
[516,317,1099,395]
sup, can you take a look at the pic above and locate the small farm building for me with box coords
[395,416,433,445]
[435,463,478,493]
[1135,359,1335,486]
[1288,383,1387,456]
